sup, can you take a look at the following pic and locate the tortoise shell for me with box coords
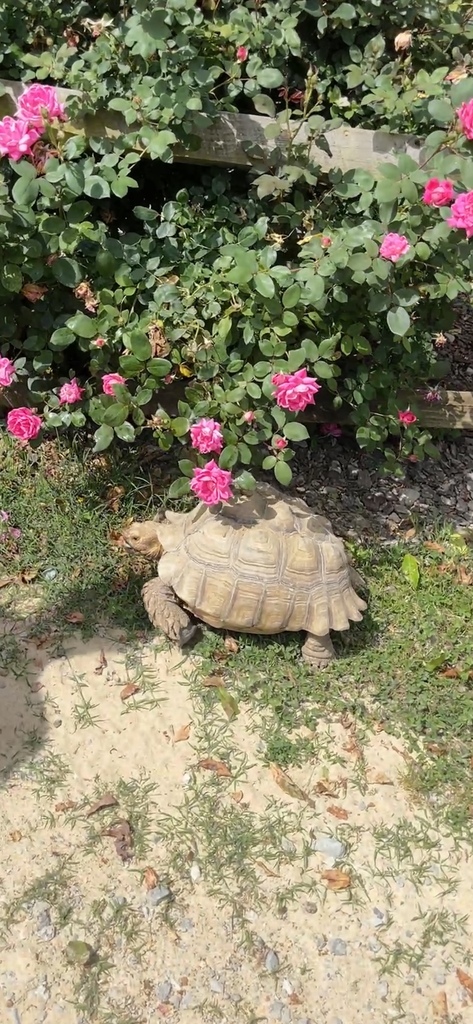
[157,483,366,635]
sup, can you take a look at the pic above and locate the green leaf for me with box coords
[256,68,284,88]
[332,2,356,20]
[12,175,39,205]
[147,358,173,378]
[114,421,136,442]
[49,327,75,349]
[253,94,276,117]
[374,179,400,203]
[262,455,277,470]
[274,460,293,487]
[83,175,110,199]
[219,445,238,470]
[129,331,152,361]
[171,417,189,437]
[168,477,191,498]
[217,687,239,721]
[428,98,454,125]
[92,424,114,453]
[142,129,176,159]
[178,459,195,478]
[103,403,128,427]
[283,422,309,441]
[0,264,22,292]
[67,312,97,339]
[401,553,420,590]
[235,470,256,492]
[120,354,145,375]
[51,257,82,287]
[254,273,275,298]
[425,652,447,673]
[282,283,301,309]
[387,307,411,337]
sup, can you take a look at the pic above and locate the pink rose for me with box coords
[422,178,454,207]
[243,410,255,423]
[0,116,40,160]
[447,191,473,237]
[321,422,342,437]
[398,409,417,426]
[424,389,441,403]
[190,417,224,454]
[58,378,84,405]
[321,235,332,247]
[379,233,411,262]
[457,99,473,140]
[273,437,288,450]
[0,357,16,387]
[272,368,321,412]
[6,407,42,442]
[17,84,65,130]
[92,337,106,348]
[102,372,126,396]
[190,460,233,505]
[236,46,248,62]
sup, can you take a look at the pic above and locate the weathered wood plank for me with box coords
[0,78,427,173]
[301,390,473,430]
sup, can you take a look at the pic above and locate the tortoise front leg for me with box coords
[142,578,197,646]
[302,632,335,669]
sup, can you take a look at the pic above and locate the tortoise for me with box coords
[121,483,367,668]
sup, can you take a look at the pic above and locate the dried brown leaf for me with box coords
[314,779,340,798]
[224,636,239,654]
[440,667,460,679]
[198,758,232,778]
[105,485,125,511]
[86,792,119,817]
[9,830,23,842]
[20,568,38,583]
[426,742,448,756]
[445,65,469,83]
[367,771,394,785]
[173,723,191,743]
[457,564,473,585]
[55,800,77,812]
[321,868,352,891]
[457,968,473,1000]
[424,541,445,553]
[202,674,225,688]
[327,804,349,820]
[255,860,279,878]
[432,990,449,1021]
[102,819,133,861]
[270,763,315,808]
[120,682,140,701]
[230,790,244,803]
[65,611,85,624]
[288,993,302,1006]
[94,649,108,675]
[342,734,363,760]
[0,575,17,589]
[143,866,159,890]
[403,527,417,540]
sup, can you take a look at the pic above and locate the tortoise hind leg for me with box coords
[142,578,197,647]
[302,632,335,669]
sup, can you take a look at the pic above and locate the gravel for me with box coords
[156,981,172,1003]
[265,949,280,973]
[146,885,174,907]
[329,938,347,956]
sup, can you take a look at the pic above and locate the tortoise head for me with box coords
[121,521,163,559]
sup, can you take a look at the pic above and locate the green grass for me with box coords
[1,434,473,833]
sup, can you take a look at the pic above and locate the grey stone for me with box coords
[371,907,388,927]
[37,926,56,941]
[146,885,173,907]
[210,977,225,995]
[36,909,52,930]
[156,981,172,1003]
[400,486,420,506]
[378,980,389,1000]
[302,901,318,914]
[226,991,243,1004]
[180,991,197,1009]
[311,836,346,860]
[368,938,381,953]
[178,917,195,931]
[265,949,280,973]
[329,938,347,956]
[358,470,372,489]
[110,895,127,908]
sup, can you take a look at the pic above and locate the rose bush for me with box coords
[0,0,473,497]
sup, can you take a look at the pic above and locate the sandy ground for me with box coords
[1,621,473,1024]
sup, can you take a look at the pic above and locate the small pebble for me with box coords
[226,991,243,1004]
[312,836,346,860]
[434,970,446,985]
[156,981,172,1003]
[265,949,280,973]
[303,902,318,914]
[42,568,58,581]
[378,980,389,1000]
[178,917,195,931]
[371,907,388,928]
[281,837,296,855]
[210,977,225,995]
[329,938,347,956]
[368,938,381,953]
[190,863,201,883]
[282,979,295,996]
[180,991,196,1009]
[110,895,127,908]
[146,885,174,907]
